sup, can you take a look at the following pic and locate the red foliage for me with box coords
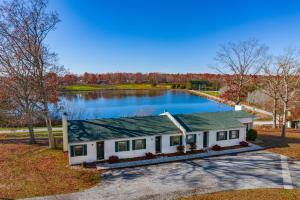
[240,141,249,147]
[212,145,221,151]
[145,152,155,159]
[60,72,227,86]
[108,155,119,163]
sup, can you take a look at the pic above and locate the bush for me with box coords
[240,141,249,147]
[247,129,258,141]
[108,155,119,163]
[171,84,176,89]
[145,152,155,159]
[212,145,221,151]
[177,145,185,153]
[189,143,197,151]
[179,84,186,89]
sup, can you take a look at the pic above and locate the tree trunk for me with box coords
[281,101,288,142]
[272,98,277,128]
[27,117,36,144]
[43,102,55,149]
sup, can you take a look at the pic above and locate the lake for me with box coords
[57,90,232,119]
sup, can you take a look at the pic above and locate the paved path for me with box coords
[27,151,300,200]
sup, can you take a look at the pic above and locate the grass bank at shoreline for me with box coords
[61,83,173,91]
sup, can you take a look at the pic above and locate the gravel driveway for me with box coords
[29,151,300,200]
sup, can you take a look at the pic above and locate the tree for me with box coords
[215,38,268,104]
[276,50,300,140]
[0,0,61,148]
[260,57,282,128]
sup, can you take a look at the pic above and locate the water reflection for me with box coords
[60,90,165,101]
[54,90,232,120]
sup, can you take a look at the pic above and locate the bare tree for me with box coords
[260,57,282,128]
[276,50,300,140]
[215,38,268,104]
[0,0,61,148]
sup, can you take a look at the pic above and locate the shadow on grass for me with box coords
[256,133,300,149]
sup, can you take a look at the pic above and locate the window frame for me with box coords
[229,130,240,139]
[70,144,87,157]
[170,135,182,146]
[216,131,228,141]
[115,140,130,152]
[132,139,146,150]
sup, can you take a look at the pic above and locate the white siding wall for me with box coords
[68,141,96,165]
[161,134,182,153]
[208,127,246,147]
[104,136,156,160]
[69,127,247,165]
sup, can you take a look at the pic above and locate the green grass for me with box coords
[200,90,220,97]
[62,83,172,91]
[0,125,62,131]
[4,131,63,138]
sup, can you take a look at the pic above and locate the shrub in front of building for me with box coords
[240,141,249,147]
[177,145,185,153]
[145,152,155,159]
[246,129,258,141]
[108,155,119,163]
[212,144,221,151]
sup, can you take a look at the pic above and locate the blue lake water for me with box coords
[58,90,233,120]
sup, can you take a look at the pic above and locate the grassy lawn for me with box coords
[0,125,62,131]
[62,83,172,91]
[0,143,99,199]
[0,131,62,139]
[254,127,300,160]
[181,189,300,200]
[200,91,220,97]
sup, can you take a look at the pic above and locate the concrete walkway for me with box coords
[27,151,300,200]
[97,143,264,170]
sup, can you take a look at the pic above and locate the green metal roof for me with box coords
[68,110,252,143]
[174,111,250,132]
[68,115,180,143]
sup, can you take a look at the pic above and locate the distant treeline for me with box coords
[61,72,226,86]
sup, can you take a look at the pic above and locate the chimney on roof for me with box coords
[62,112,68,152]
[235,105,244,111]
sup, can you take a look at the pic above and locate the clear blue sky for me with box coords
[47,0,300,74]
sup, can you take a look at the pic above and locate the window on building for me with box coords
[132,139,146,150]
[229,130,240,139]
[186,134,196,145]
[115,140,130,152]
[70,144,87,157]
[216,131,227,141]
[170,135,182,146]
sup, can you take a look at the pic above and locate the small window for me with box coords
[186,134,196,145]
[229,130,239,139]
[115,140,130,152]
[70,144,87,157]
[170,135,182,146]
[132,139,146,150]
[216,131,227,141]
